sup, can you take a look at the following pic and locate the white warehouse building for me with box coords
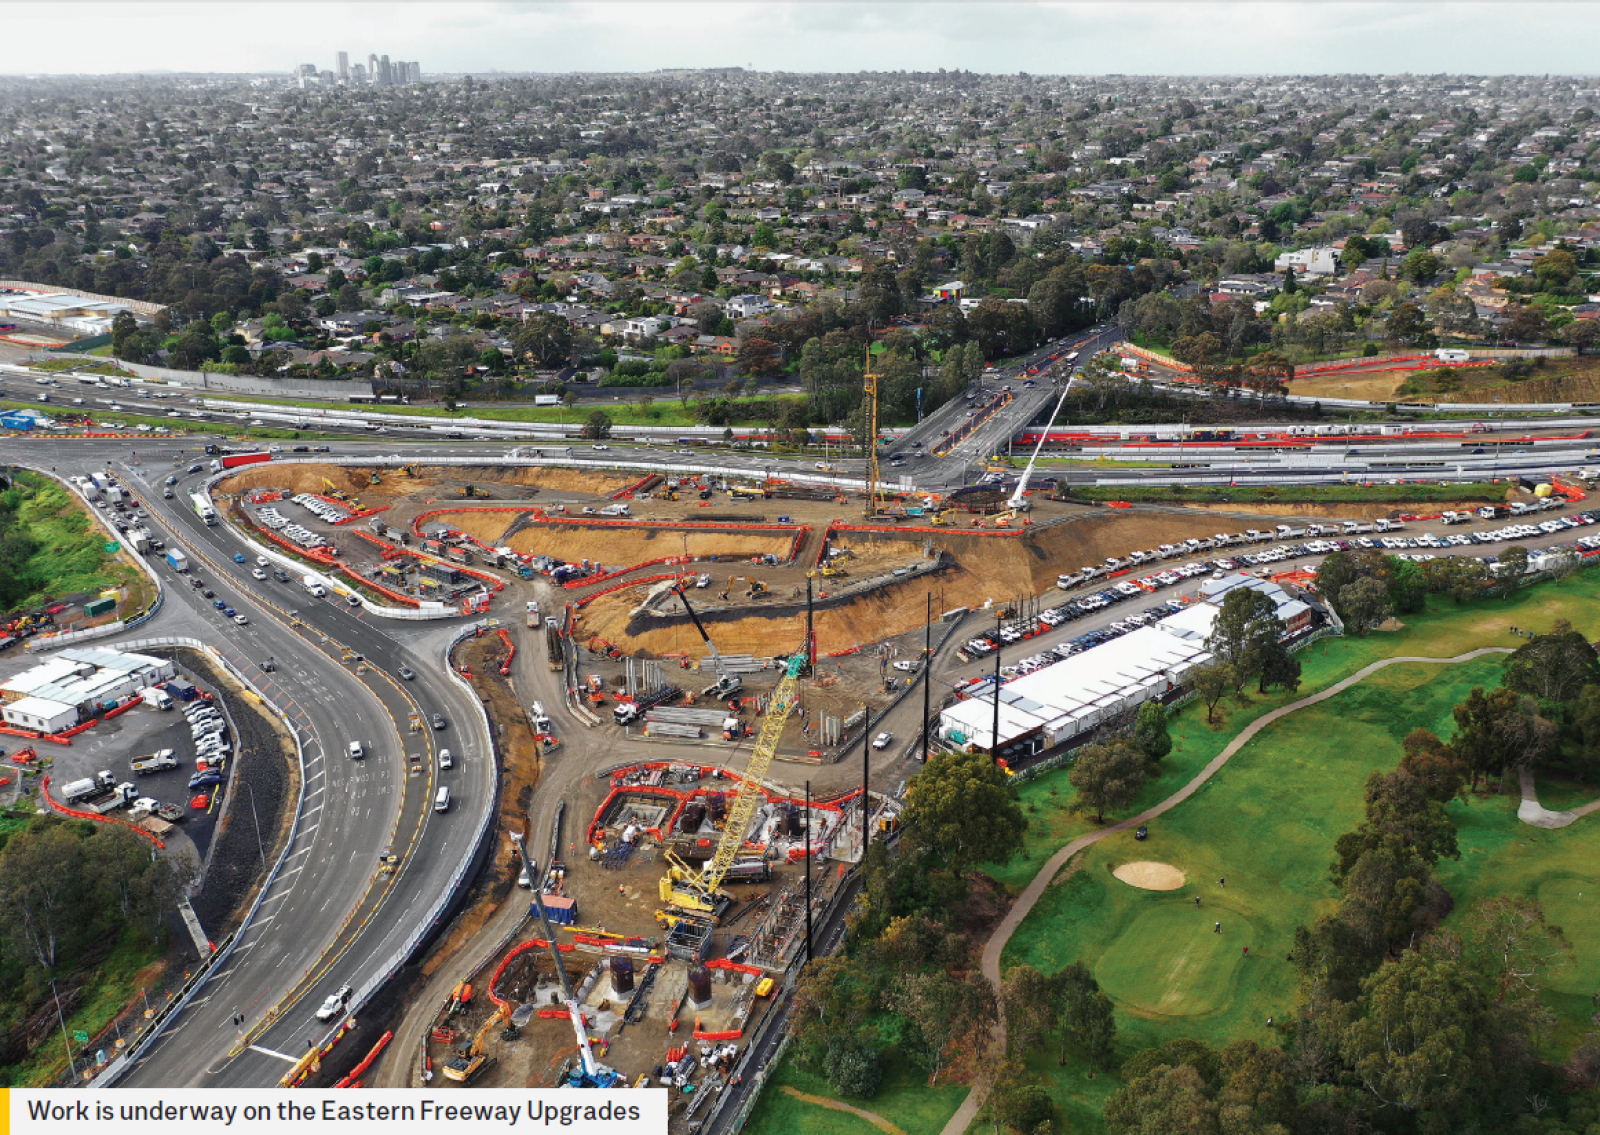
[0,647,176,733]
[939,573,1318,757]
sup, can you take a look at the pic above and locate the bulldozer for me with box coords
[369,471,381,486]
[461,484,484,498]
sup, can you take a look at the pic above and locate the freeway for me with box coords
[6,437,491,1087]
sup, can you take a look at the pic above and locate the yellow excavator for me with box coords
[443,1002,509,1084]
[321,477,349,502]
[399,463,421,477]
[659,652,803,919]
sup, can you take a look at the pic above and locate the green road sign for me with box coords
[72,1031,89,1045]
[104,542,121,553]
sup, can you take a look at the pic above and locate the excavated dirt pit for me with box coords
[216,463,635,504]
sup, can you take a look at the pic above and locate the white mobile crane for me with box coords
[674,584,743,701]
[1005,375,1077,514]
[509,832,622,1088]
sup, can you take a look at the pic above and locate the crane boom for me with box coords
[661,652,805,915]
[511,833,599,1080]
[674,585,733,686]
[1008,376,1076,511]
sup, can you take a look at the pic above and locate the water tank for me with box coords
[687,965,713,1007]
[610,957,635,995]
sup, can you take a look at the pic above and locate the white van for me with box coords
[434,786,451,812]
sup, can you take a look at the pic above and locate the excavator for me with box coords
[321,477,349,502]
[746,579,768,597]
[510,833,623,1088]
[399,463,421,477]
[673,584,741,700]
[461,484,483,498]
[659,651,805,920]
[443,1003,508,1084]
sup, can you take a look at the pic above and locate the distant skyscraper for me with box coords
[379,54,392,85]
[337,51,349,81]
[409,61,422,83]
[352,63,367,84]
[368,53,379,83]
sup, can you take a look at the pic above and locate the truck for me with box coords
[529,702,552,733]
[221,452,271,470]
[190,493,217,525]
[129,530,150,554]
[86,783,139,814]
[525,600,540,629]
[545,621,564,671]
[599,503,631,517]
[445,546,474,566]
[302,574,328,598]
[140,686,174,710]
[613,684,683,727]
[131,749,179,775]
[106,486,124,506]
[534,394,562,407]
[165,548,189,573]
[60,770,116,805]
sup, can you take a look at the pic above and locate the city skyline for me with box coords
[0,2,1597,78]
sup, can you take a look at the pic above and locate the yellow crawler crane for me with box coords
[659,653,804,918]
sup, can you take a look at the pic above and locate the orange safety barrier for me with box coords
[332,1031,392,1088]
[692,1019,743,1042]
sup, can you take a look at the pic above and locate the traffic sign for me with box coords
[72,1030,89,1045]
[104,542,121,553]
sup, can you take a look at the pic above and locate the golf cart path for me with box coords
[1519,765,1600,828]
[780,1086,909,1135]
[937,646,1512,1135]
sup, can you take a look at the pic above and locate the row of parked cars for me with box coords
[292,493,351,524]
[256,505,328,550]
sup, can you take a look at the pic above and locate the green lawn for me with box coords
[11,472,143,610]
[745,1041,968,1135]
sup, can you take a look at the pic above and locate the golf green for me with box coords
[1095,901,1258,1018]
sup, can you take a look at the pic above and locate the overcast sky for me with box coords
[5,3,1598,78]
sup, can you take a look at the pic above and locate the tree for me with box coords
[1337,576,1392,636]
[1205,587,1283,689]
[1105,1063,1219,1135]
[1258,644,1302,694]
[514,311,573,367]
[823,1037,882,1099]
[1399,728,1466,803]
[1463,896,1571,1002]
[884,970,996,1085]
[1001,964,1060,1056]
[1496,544,1530,590]
[0,820,85,968]
[1450,685,1521,790]
[1132,701,1172,762]
[1386,556,1427,615]
[902,749,1026,874]
[1335,948,1508,1124]
[1402,249,1442,283]
[1385,301,1433,346]
[1332,767,1460,882]
[790,955,875,1055]
[581,410,613,439]
[1502,621,1600,702]
[735,337,784,379]
[1503,304,1551,344]
[1191,661,1234,724]
[1056,961,1117,1073]
[1068,740,1153,823]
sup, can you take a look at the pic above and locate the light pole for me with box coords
[245,783,265,863]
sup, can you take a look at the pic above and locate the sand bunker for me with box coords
[1113,861,1186,891]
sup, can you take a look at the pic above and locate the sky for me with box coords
[4,2,1599,78]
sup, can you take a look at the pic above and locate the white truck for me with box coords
[140,686,173,710]
[302,574,327,598]
[130,749,179,775]
[61,770,117,804]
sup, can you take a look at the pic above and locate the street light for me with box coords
[245,783,265,863]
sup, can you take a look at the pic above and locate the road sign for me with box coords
[72,1030,89,1045]
[104,542,121,553]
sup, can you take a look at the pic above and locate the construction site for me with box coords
[209,429,1336,1116]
